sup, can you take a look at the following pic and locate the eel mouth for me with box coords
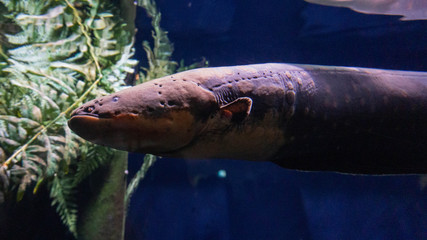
[68,112,139,134]
[68,114,100,122]
[70,112,99,118]
[70,108,115,119]
[67,115,104,141]
[67,113,140,147]
[67,110,198,154]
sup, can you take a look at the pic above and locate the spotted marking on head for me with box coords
[286,90,296,105]
[296,77,303,86]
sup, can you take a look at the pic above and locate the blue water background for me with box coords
[126,1,427,239]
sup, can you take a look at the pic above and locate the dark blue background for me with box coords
[126,1,427,239]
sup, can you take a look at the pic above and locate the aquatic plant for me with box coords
[0,0,206,237]
[138,0,177,82]
[137,0,208,83]
[0,0,136,236]
[124,0,208,208]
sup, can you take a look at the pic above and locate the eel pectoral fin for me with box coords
[220,97,253,122]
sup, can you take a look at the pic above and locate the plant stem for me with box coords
[125,154,156,208]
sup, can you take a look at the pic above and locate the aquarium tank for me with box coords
[1,0,427,239]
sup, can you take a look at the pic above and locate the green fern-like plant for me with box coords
[0,0,207,237]
[123,0,208,208]
[137,0,208,84]
[0,0,136,237]
[137,0,177,82]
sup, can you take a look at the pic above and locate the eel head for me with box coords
[68,77,219,155]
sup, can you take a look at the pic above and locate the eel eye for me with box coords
[112,96,119,102]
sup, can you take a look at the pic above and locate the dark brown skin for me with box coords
[68,63,427,174]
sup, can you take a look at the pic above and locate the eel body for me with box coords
[68,63,427,174]
[305,0,427,21]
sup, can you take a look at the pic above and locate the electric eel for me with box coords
[68,63,427,174]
